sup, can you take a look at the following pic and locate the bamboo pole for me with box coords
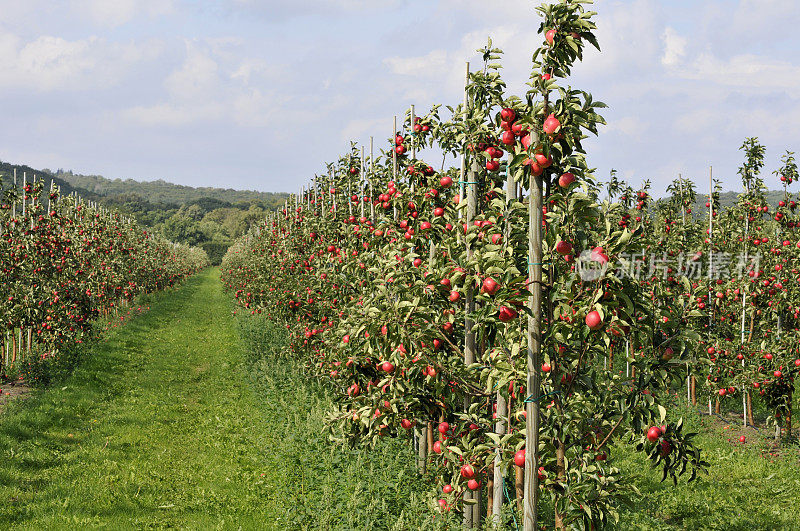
[348,154,353,217]
[360,147,365,219]
[410,105,416,194]
[393,116,398,221]
[462,157,480,528]
[459,63,469,221]
[493,152,516,523]
[523,130,543,531]
[12,169,16,219]
[369,136,375,224]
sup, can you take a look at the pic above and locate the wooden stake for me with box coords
[524,132,543,531]
[369,136,375,224]
[463,156,480,528]
[458,63,469,221]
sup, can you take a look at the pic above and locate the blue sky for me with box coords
[1,0,798,195]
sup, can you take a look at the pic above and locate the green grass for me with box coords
[0,268,439,530]
[2,269,798,530]
[615,407,800,530]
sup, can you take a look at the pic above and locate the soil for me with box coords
[0,378,31,409]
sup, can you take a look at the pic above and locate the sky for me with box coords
[1,0,798,195]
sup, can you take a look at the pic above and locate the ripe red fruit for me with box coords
[440,176,453,188]
[543,113,560,134]
[774,370,782,378]
[342,335,350,344]
[420,221,432,231]
[501,130,516,145]
[585,310,602,330]
[438,422,450,434]
[514,448,526,467]
[739,435,746,443]
[659,440,672,457]
[500,108,516,122]
[381,361,395,373]
[646,426,662,442]
[467,479,481,491]
[534,153,552,168]
[541,363,551,373]
[558,172,575,188]
[433,207,444,217]
[555,240,573,255]
[481,278,500,296]
[432,440,443,454]
[545,29,556,44]
[442,484,453,494]
[449,290,461,302]
[460,464,475,479]
[400,419,412,429]
[498,305,518,322]
[590,246,609,264]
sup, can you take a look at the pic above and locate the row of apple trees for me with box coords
[0,175,209,379]
[634,138,800,438]
[221,1,708,528]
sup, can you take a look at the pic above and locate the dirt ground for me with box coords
[0,379,31,409]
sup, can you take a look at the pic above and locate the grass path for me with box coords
[5,266,794,529]
[0,269,276,529]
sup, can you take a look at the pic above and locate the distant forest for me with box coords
[0,161,289,265]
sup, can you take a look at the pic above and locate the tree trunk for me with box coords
[515,465,524,514]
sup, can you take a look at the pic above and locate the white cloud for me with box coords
[607,116,647,137]
[679,53,800,90]
[661,27,686,66]
[121,102,220,127]
[122,40,290,128]
[384,50,448,77]
[165,42,221,99]
[71,0,176,27]
[0,34,162,91]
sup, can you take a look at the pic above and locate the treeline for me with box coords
[55,171,289,208]
[1,161,290,265]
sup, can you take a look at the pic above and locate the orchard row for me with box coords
[221,2,719,528]
[1,173,208,379]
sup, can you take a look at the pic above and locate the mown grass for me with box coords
[0,269,275,528]
[0,269,442,530]
[1,268,798,530]
[614,406,800,530]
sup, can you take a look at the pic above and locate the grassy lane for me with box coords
[0,268,435,530]
[0,269,275,529]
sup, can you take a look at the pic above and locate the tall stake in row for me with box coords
[524,127,543,530]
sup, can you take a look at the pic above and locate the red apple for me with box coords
[498,305,518,322]
[481,278,500,296]
[558,172,575,188]
[514,448,526,467]
[585,310,602,330]
[543,113,560,134]
[555,240,573,255]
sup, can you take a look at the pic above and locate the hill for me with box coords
[55,171,288,209]
[0,160,289,265]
